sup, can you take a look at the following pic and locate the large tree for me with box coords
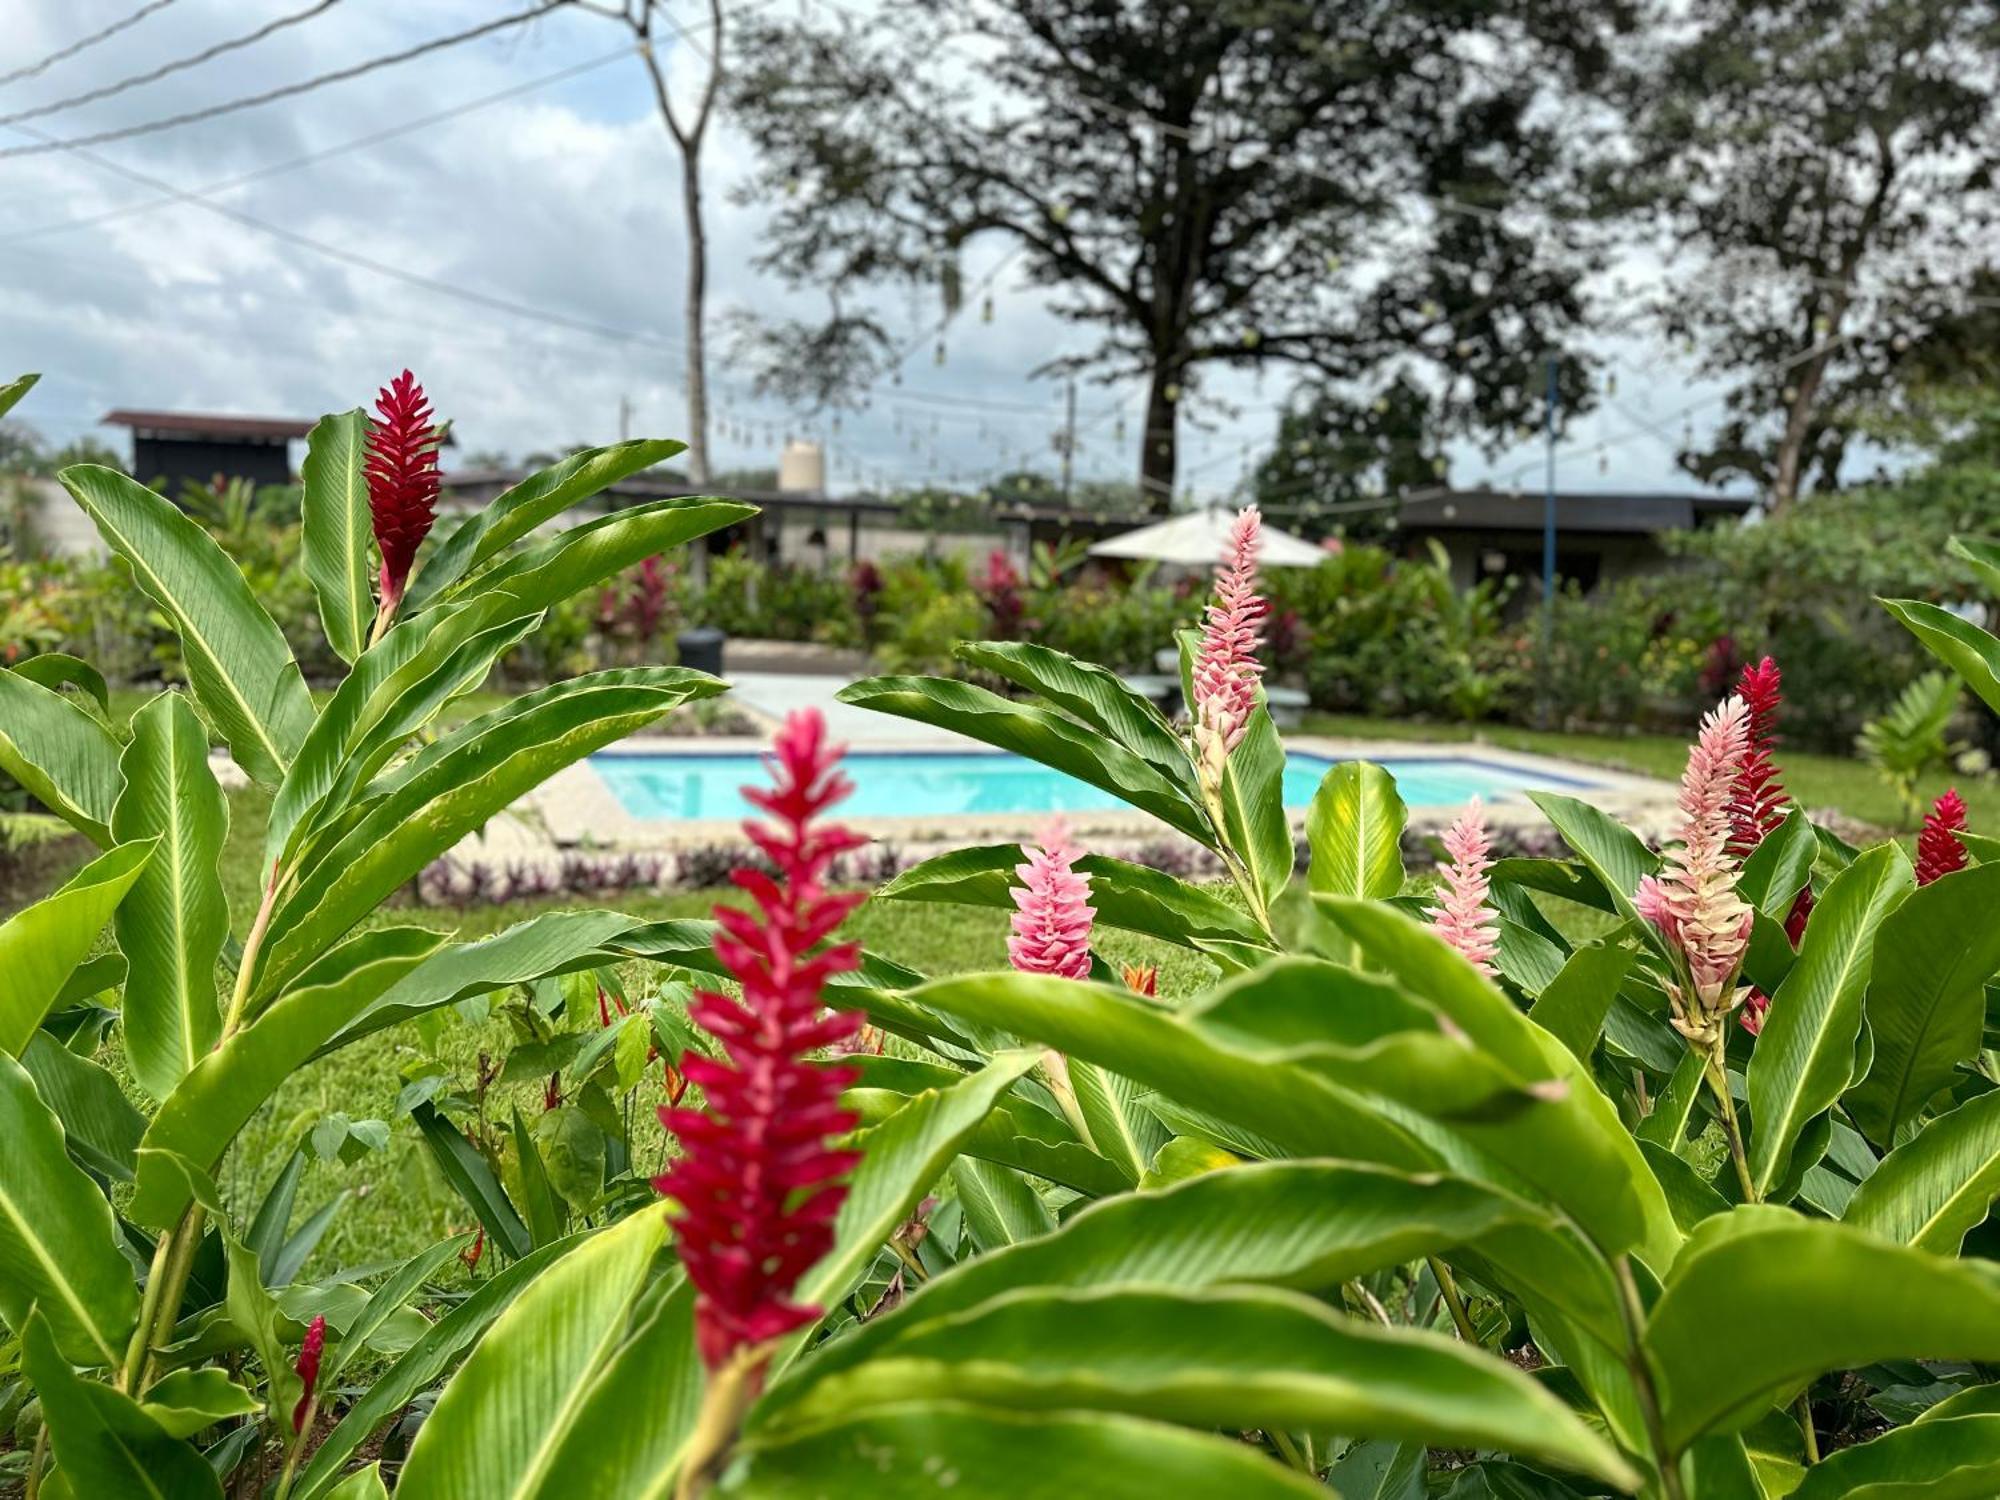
[1618,0,2000,514]
[728,0,1628,509]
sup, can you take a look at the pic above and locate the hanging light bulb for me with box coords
[1597,448,1609,475]
[1606,372,1619,397]
[1114,415,1127,443]
[981,294,994,323]
[935,339,947,366]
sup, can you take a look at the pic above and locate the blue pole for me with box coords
[1542,356,1558,722]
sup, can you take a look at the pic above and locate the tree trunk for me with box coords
[682,147,711,486]
[1768,352,1827,518]
[1139,361,1177,514]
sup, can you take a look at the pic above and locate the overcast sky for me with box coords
[2,0,1764,504]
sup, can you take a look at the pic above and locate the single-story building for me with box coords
[101,409,318,492]
[1392,487,1756,594]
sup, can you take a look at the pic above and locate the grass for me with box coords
[1299,711,2000,838]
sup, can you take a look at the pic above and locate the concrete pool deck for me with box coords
[494,671,1679,856]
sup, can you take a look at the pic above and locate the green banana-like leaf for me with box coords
[1306,759,1407,900]
[953,1156,1057,1250]
[0,838,152,1056]
[21,1034,146,1183]
[1527,940,1636,1063]
[0,371,38,420]
[768,1284,1638,1490]
[21,1312,221,1498]
[325,1233,474,1381]
[299,408,375,664]
[321,1466,392,1500]
[0,1052,139,1366]
[1844,1089,2000,1254]
[1528,791,1662,930]
[253,667,723,998]
[1646,1207,2000,1449]
[512,1104,566,1249]
[411,1101,533,1263]
[1881,596,2000,717]
[128,927,445,1229]
[139,1367,262,1439]
[60,463,315,787]
[1846,863,2000,1147]
[874,842,1269,949]
[903,971,1435,1174]
[0,664,125,843]
[1788,1414,2000,1499]
[1217,708,1293,919]
[13,651,109,710]
[394,1206,669,1500]
[727,1404,1330,1498]
[112,693,229,1101]
[1952,534,2000,597]
[952,639,1196,789]
[291,1233,595,1500]
[401,438,689,613]
[837,674,1215,842]
[1068,1057,1168,1184]
[1745,844,1912,1198]
[763,1159,1545,1409]
[1314,898,1681,1268]
[1736,806,1816,916]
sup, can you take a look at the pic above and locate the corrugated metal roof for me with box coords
[1398,488,1754,535]
[101,409,316,441]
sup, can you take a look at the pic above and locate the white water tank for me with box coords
[778,439,825,495]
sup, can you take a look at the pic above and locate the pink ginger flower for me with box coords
[1191,507,1267,800]
[1426,798,1500,976]
[1637,694,1755,1045]
[1008,818,1095,980]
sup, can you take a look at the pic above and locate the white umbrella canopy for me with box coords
[1087,507,1326,569]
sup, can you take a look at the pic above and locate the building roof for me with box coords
[101,409,316,441]
[1397,488,1754,535]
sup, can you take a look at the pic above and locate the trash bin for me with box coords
[677,627,726,676]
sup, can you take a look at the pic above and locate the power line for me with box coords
[0,46,634,246]
[0,1,575,162]
[0,0,349,131]
[0,0,181,90]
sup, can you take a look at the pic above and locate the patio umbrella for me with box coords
[1087,507,1326,568]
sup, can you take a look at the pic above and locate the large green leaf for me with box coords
[952,639,1195,789]
[837,675,1214,841]
[0,839,151,1057]
[0,665,124,843]
[400,438,689,613]
[1646,1208,2000,1448]
[1306,759,1407,900]
[0,1051,138,1365]
[60,464,314,787]
[253,668,721,998]
[113,693,229,1101]
[21,1034,146,1183]
[1952,534,2000,596]
[325,1233,474,1381]
[1216,708,1293,920]
[953,1156,1057,1250]
[1844,1089,2000,1254]
[1882,596,2000,716]
[903,972,1436,1175]
[291,1234,595,1500]
[874,843,1269,949]
[1737,807,1817,916]
[299,408,375,664]
[128,927,446,1228]
[1314,899,1681,1267]
[0,370,38,420]
[1789,1415,2000,1500]
[727,1404,1329,1498]
[1067,1058,1167,1184]
[1746,844,1912,1197]
[411,1101,533,1263]
[394,1206,668,1500]
[509,1273,704,1500]
[1527,940,1637,1063]
[21,1312,221,1499]
[766,1159,1545,1405]
[1528,792,1662,929]
[771,1285,1637,1489]
[1847,863,2000,1147]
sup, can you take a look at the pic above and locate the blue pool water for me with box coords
[592,748,1599,822]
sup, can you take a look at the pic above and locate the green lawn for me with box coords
[1300,711,1999,838]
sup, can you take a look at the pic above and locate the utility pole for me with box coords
[1541,354,1559,726]
[618,394,633,444]
[1059,375,1077,506]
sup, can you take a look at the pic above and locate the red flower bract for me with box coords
[1725,657,1787,860]
[291,1313,326,1433]
[366,369,442,610]
[1916,787,1969,886]
[655,708,867,1370]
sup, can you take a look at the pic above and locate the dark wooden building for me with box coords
[101,409,315,492]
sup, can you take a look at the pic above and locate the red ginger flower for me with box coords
[655,708,866,1370]
[1726,657,1788,859]
[1916,787,1969,886]
[366,369,442,612]
[1426,798,1500,977]
[291,1314,326,1432]
[1007,818,1095,981]
[1191,507,1267,801]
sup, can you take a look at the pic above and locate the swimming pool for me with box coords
[590,748,1600,822]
